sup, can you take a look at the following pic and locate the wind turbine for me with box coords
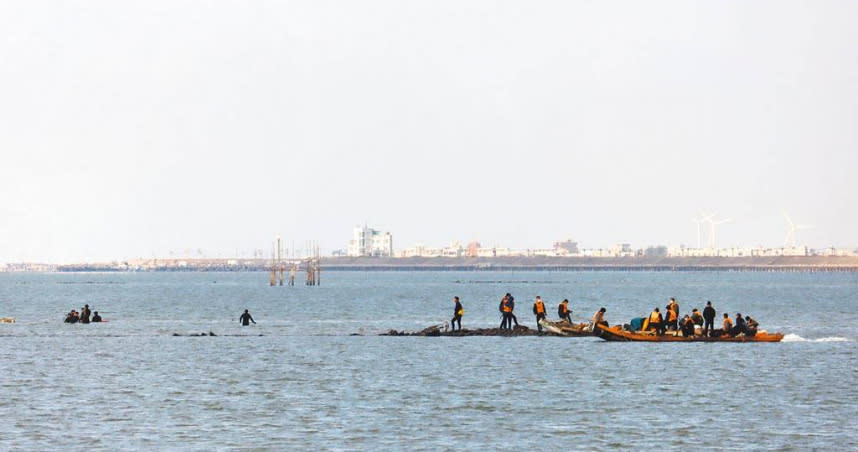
[709,218,732,250]
[783,212,813,248]
[691,214,706,249]
[698,211,717,249]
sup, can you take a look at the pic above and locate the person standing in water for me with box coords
[239,309,256,326]
[451,296,463,331]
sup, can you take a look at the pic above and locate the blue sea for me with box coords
[1,271,856,450]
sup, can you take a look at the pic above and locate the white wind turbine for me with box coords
[698,211,717,249]
[709,217,732,250]
[783,212,813,248]
[692,213,707,249]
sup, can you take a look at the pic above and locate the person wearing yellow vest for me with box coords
[691,308,704,326]
[558,299,572,323]
[665,306,679,331]
[498,294,513,330]
[667,297,679,317]
[648,308,665,335]
[451,296,464,331]
[532,296,547,332]
[722,313,733,337]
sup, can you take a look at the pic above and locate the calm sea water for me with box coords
[1,271,856,450]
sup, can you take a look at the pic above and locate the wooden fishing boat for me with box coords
[593,324,784,342]
[539,319,593,337]
[0,317,14,324]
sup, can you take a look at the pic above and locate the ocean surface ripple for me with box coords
[1,271,856,450]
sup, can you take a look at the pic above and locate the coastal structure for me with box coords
[347,225,394,257]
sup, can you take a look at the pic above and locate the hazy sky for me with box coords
[1,1,856,263]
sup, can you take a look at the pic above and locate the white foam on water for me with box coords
[782,333,850,343]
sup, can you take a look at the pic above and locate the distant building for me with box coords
[466,241,481,257]
[553,239,579,255]
[347,225,394,257]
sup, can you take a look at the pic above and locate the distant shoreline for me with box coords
[33,255,858,273]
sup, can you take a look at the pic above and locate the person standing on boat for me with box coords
[532,296,547,332]
[648,308,665,335]
[451,296,463,331]
[702,301,716,337]
[558,299,572,323]
[667,298,679,319]
[665,307,678,331]
[239,309,256,326]
[664,299,678,330]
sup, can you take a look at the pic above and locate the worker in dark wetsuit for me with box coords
[733,313,747,336]
[702,301,716,337]
[533,296,547,332]
[64,310,77,323]
[80,305,91,324]
[239,309,256,326]
[680,315,695,337]
[558,299,572,323]
[451,296,463,331]
[745,316,758,336]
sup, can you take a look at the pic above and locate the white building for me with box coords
[347,226,394,257]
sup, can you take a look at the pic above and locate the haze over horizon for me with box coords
[2,1,856,264]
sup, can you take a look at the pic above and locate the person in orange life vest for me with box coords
[532,296,547,332]
[499,294,512,330]
[558,299,572,323]
[648,307,665,335]
[722,313,733,337]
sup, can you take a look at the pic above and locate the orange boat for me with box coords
[593,324,784,342]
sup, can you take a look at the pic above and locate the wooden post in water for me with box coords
[269,242,276,286]
[315,242,321,286]
[277,237,284,286]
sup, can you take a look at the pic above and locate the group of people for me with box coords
[63,304,102,324]
[645,298,759,337]
[448,294,603,333]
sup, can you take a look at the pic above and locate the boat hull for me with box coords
[594,324,783,342]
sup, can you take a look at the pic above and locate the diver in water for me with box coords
[239,309,256,326]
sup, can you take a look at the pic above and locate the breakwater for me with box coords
[52,255,858,272]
